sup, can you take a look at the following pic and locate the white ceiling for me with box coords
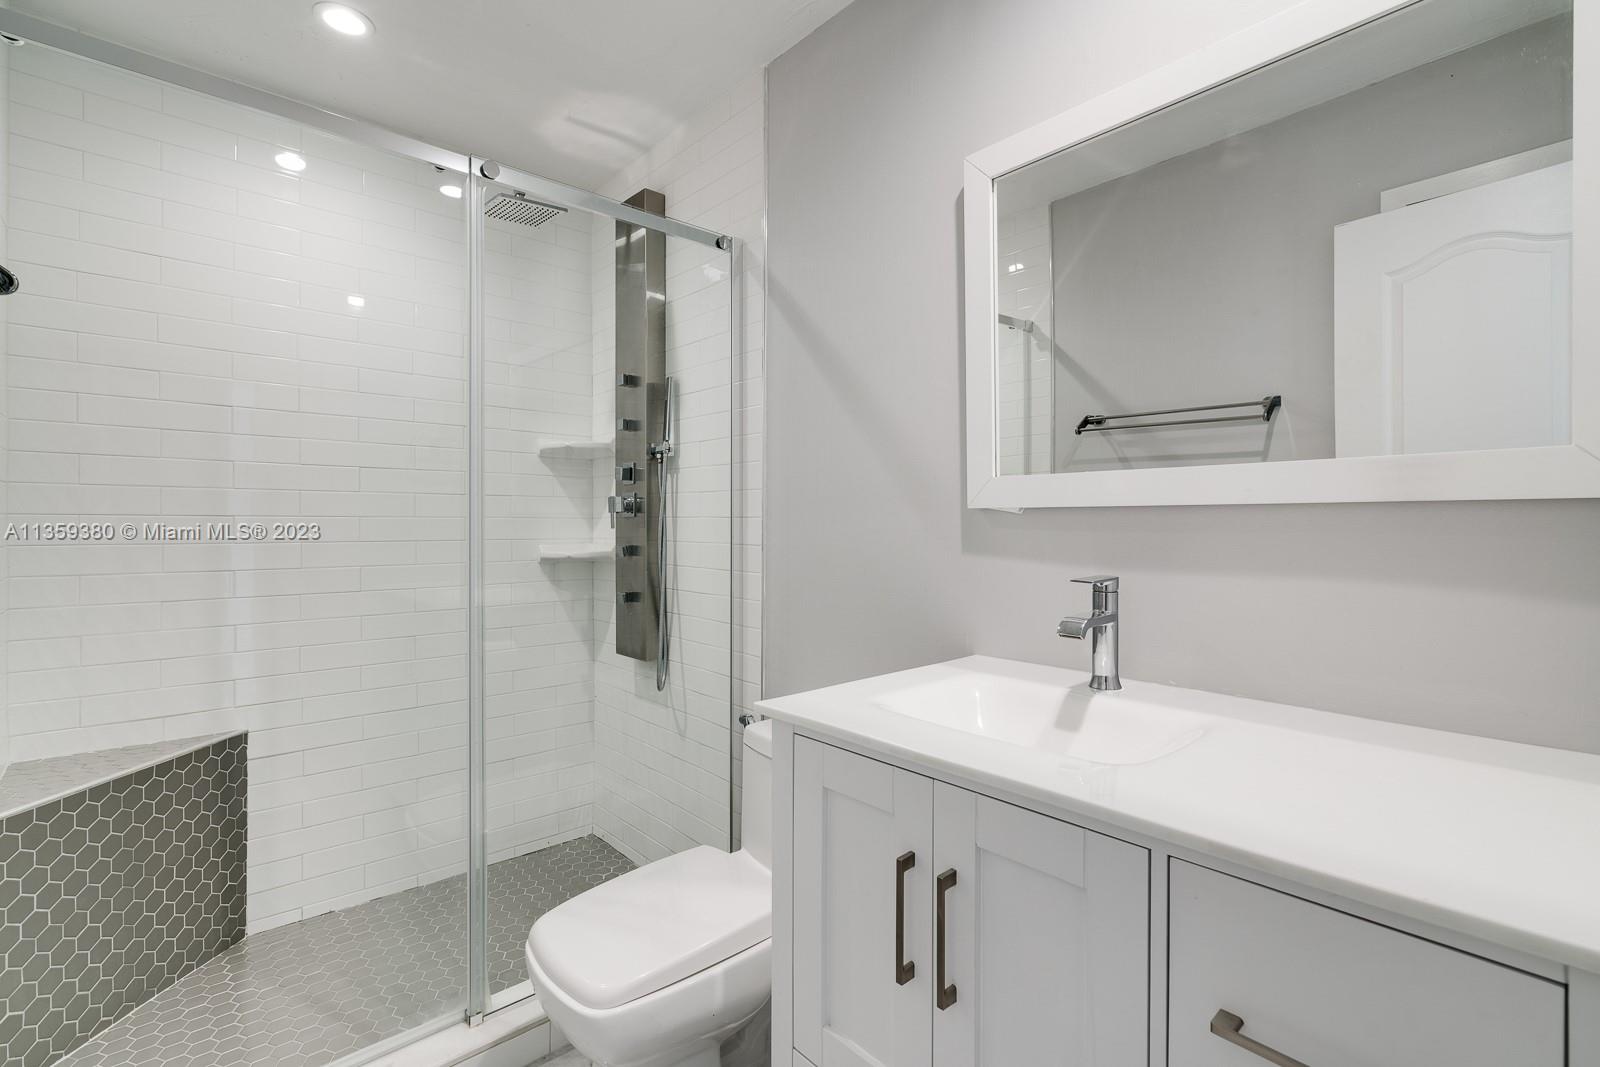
[6,0,853,189]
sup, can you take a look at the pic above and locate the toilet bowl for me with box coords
[526,719,774,1067]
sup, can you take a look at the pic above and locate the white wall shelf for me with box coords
[536,438,614,461]
[534,542,613,563]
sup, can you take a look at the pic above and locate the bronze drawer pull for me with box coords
[936,868,958,1010]
[1210,1010,1311,1067]
[895,851,915,985]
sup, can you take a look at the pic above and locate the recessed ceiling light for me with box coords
[439,184,463,199]
[314,3,373,37]
[1,34,26,47]
[274,151,307,172]
[347,294,366,308]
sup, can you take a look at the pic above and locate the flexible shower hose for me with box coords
[654,378,675,691]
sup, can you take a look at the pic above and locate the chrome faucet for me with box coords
[1058,575,1121,691]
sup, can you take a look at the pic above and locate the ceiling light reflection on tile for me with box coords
[439,184,463,199]
[275,151,308,172]
[347,294,366,308]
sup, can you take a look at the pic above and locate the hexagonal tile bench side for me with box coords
[0,734,246,1067]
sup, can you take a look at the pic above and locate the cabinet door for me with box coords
[793,738,934,1067]
[932,784,1148,1067]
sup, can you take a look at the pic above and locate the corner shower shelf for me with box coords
[537,438,614,461]
[535,542,613,563]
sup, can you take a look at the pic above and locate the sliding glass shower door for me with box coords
[0,35,474,1064]
[0,20,739,1060]
[465,164,737,1014]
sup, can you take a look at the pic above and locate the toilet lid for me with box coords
[527,845,771,1010]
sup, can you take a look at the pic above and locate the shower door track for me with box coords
[0,9,731,253]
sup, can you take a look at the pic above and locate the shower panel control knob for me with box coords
[618,591,642,605]
[617,417,641,433]
[617,463,639,484]
[607,494,644,528]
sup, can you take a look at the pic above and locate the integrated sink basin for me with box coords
[872,667,1212,766]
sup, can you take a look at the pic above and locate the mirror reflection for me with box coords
[993,1,1573,475]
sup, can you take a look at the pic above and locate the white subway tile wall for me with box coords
[995,206,1053,475]
[4,47,470,932]
[3,45,766,933]
[587,73,765,863]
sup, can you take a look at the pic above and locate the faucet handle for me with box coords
[1071,575,1119,592]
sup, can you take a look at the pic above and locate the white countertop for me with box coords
[757,656,1600,974]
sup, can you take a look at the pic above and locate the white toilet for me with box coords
[525,720,773,1067]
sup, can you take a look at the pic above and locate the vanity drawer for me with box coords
[1167,861,1564,1067]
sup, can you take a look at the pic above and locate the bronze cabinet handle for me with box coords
[1209,1010,1311,1067]
[935,868,958,1010]
[895,852,916,985]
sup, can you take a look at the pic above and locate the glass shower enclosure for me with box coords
[467,161,737,1018]
[0,14,739,1065]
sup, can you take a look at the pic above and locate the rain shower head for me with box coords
[485,191,565,228]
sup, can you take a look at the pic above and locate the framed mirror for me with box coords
[963,0,1597,508]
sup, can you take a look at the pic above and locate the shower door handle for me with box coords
[894,851,915,985]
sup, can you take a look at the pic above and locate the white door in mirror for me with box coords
[1334,161,1572,457]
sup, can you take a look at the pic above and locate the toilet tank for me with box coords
[740,719,773,870]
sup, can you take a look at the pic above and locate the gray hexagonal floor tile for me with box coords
[60,836,631,1067]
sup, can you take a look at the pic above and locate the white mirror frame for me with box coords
[964,0,1599,509]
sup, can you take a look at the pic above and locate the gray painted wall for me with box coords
[764,0,1600,754]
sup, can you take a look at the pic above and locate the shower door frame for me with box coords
[0,4,740,1041]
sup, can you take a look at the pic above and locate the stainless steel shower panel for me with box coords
[613,189,667,661]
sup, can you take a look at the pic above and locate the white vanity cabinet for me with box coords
[764,655,1600,1067]
[790,736,1150,1067]
[775,731,1581,1067]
